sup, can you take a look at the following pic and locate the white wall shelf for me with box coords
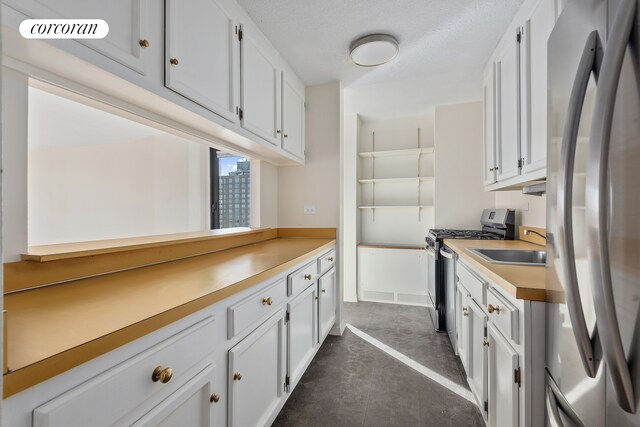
[358,177,434,184]
[358,147,434,158]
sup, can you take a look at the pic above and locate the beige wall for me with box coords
[278,82,341,227]
[434,101,496,228]
[495,191,547,232]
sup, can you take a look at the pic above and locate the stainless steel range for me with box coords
[425,209,515,337]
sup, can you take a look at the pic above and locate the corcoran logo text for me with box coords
[19,19,109,39]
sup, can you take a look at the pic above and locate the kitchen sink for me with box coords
[468,248,546,266]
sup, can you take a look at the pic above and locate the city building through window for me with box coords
[211,150,250,229]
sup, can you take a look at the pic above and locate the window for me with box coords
[210,150,250,229]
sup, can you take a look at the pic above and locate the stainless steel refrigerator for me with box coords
[546,0,640,425]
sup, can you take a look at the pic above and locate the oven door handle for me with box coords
[425,246,436,258]
[439,247,454,260]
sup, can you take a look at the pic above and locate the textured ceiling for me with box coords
[237,0,524,120]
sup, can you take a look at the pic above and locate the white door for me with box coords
[457,286,471,372]
[483,64,497,186]
[281,72,305,159]
[496,30,522,181]
[318,268,336,342]
[520,0,556,173]
[468,299,488,415]
[6,0,151,74]
[228,311,286,427]
[487,322,519,427]
[287,284,317,390]
[240,26,281,146]
[165,0,239,122]
[132,364,217,427]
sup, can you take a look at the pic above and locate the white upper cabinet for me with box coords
[240,26,281,146]
[520,0,557,173]
[165,0,240,122]
[483,65,498,186]
[5,0,151,75]
[496,32,522,182]
[484,0,558,189]
[281,71,306,159]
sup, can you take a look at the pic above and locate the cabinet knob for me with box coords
[495,166,499,171]
[262,296,273,306]
[284,134,289,138]
[276,129,281,134]
[210,393,220,403]
[138,39,150,48]
[169,58,179,66]
[304,274,312,280]
[489,167,494,172]
[152,366,173,383]
[322,289,326,293]
[233,372,242,381]
[487,304,500,314]
[328,257,334,262]
[462,307,469,316]
[315,296,319,301]
[482,339,490,347]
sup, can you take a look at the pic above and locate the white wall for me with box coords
[29,134,207,246]
[495,191,547,231]
[250,159,278,228]
[342,113,358,302]
[434,101,496,228]
[278,82,341,227]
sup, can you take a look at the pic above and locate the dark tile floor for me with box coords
[273,302,484,426]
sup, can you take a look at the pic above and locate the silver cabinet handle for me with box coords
[556,30,599,379]
[425,247,436,258]
[545,370,585,427]
[439,247,454,260]
[586,0,636,413]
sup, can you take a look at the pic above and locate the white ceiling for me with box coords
[237,0,524,121]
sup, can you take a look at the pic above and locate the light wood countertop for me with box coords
[444,239,551,302]
[3,237,335,397]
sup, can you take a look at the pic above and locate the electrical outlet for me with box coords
[303,205,316,215]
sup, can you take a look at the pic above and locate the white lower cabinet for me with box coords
[487,322,520,427]
[228,310,286,427]
[468,300,488,414]
[287,284,318,389]
[132,364,217,427]
[457,285,471,371]
[318,267,336,342]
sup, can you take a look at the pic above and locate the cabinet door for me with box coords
[520,0,556,173]
[132,364,217,427]
[318,268,336,342]
[468,299,488,415]
[281,72,305,159]
[228,311,285,427]
[6,0,150,74]
[165,0,239,122]
[240,27,281,146]
[483,64,497,186]
[287,284,318,389]
[496,31,522,181]
[457,287,471,372]
[487,322,519,427]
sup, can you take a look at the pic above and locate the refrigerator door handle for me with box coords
[439,247,454,260]
[546,370,586,427]
[586,0,637,413]
[556,30,600,379]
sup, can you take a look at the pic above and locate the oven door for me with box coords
[426,245,438,330]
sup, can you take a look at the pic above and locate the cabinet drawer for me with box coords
[288,261,317,296]
[228,279,287,339]
[457,261,486,305]
[486,287,519,344]
[34,317,216,427]
[318,249,336,274]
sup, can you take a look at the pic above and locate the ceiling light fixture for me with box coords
[350,34,399,67]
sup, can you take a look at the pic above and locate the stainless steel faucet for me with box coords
[524,229,547,241]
